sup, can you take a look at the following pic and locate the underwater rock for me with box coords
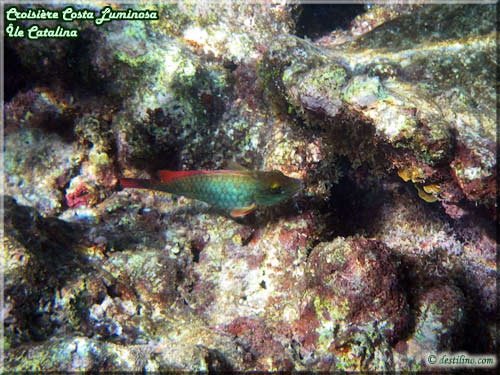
[4,93,119,213]
[372,185,496,320]
[2,198,245,371]
[3,197,88,347]
[73,115,118,189]
[263,4,496,216]
[413,285,466,351]
[185,211,316,322]
[4,334,241,372]
[163,2,295,63]
[224,317,294,371]
[63,115,118,209]
[83,2,294,173]
[167,211,320,371]
[89,17,275,172]
[4,128,83,215]
[3,83,122,213]
[394,285,466,370]
[299,237,409,371]
[307,238,409,340]
[4,86,76,137]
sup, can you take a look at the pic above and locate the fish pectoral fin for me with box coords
[230,204,257,218]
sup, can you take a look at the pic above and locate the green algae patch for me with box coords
[342,75,387,107]
[282,63,348,119]
[314,296,351,325]
[150,3,191,36]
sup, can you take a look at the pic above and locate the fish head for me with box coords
[254,170,302,206]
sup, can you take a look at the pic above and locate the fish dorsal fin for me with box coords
[157,170,205,183]
[225,161,248,171]
[157,169,249,183]
[230,204,257,218]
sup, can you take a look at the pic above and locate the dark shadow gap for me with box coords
[295,4,366,39]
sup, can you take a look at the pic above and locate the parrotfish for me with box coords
[120,165,301,218]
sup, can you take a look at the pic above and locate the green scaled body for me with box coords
[156,172,257,210]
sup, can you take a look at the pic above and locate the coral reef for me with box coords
[3,2,496,372]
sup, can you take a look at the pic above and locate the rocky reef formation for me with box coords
[3,2,496,372]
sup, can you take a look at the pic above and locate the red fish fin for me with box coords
[157,170,205,183]
[120,178,152,189]
[230,204,256,218]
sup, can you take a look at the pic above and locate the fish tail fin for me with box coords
[119,178,154,190]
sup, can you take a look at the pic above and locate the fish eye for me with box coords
[270,182,282,193]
